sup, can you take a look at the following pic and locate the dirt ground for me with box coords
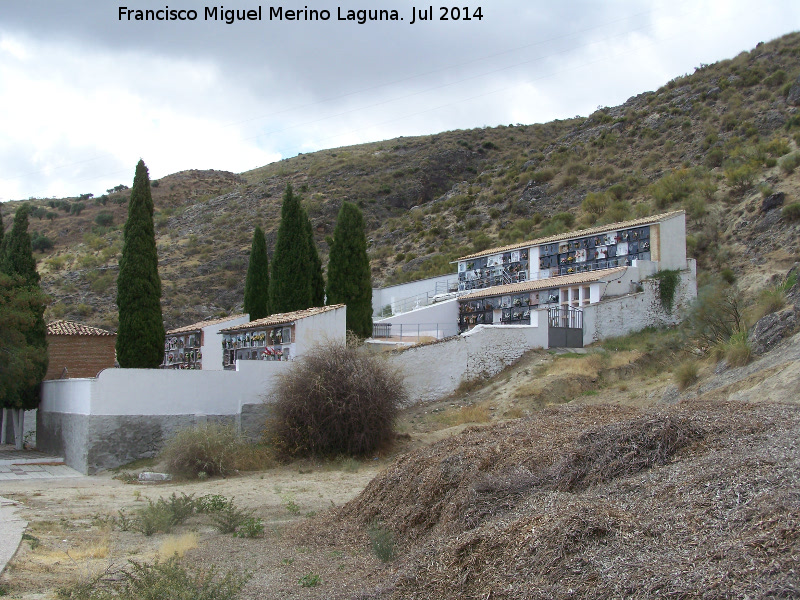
[1,332,798,599]
[1,462,386,599]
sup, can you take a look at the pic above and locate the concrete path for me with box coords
[0,445,84,574]
[0,444,83,481]
[0,496,27,575]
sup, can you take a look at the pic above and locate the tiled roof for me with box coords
[219,304,345,333]
[166,314,248,335]
[47,320,115,336]
[459,267,628,301]
[458,210,684,261]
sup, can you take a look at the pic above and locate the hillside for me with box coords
[2,32,800,330]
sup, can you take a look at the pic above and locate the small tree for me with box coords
[272,341,405,457]
[1,206,48,449]
[326,202,373,338]
[270,185,311,313]
[116,160,165,368]
[243,226,270,320]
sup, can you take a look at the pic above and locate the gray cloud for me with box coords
[1,0,797,199]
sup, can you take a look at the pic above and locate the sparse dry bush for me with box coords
[160,423,273,479]
[674,360,699,390]
[271,342,405,457]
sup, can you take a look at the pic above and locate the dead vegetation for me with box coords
[298,399,800,599]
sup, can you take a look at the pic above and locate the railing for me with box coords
[548,306,584,330]
[371,322,459,344]
[380,278,461,316]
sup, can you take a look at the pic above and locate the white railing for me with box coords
[372,322,459,343]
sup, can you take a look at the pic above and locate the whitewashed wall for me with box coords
[388,324,549,404]
[294,305,347,357]
[583,261,696,344]
[38,361,290,473]
[657,213,688,271]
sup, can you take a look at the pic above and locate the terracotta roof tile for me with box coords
[46,320,115,336]
[459,267,628,300]
[458,210,684,261]
[219,305,345,333]
[166,314,248,335]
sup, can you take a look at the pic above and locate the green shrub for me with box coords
[196,494,233,513]
[95,212,114,227]
[721,331,752,367]
[31,232,54,252]
[582,191,609,216]
[720,268,737,284]
[234,516,264,538]
[57,557,250,600]
[782,203,800,221]
[298,573,321,588]
[650,169,694,208]
[652,269,681,312]
[210,500,255,534]
[779,152,800,175]
[272,341,405,457]
[685,282,746,349]
[724,162,757,193]
[368,522,397,562]
[136,499,178,536]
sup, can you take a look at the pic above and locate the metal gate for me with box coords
[547,306,584,348]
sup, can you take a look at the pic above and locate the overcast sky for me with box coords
[0,1,797,201]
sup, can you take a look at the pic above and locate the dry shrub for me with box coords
[272,341,405,457]
[302,401,800,600]
[160,423,272,479]
[674,360,699,390]
[549,415,703,491]
[724,331,753,367]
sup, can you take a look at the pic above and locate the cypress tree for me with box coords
[2,206,39,288]
[269,184,312,313]
[116,160,165,368]
[305,214,325,307]
[1,205,48,447]
[326,201,373,338]
[243,225,270,320]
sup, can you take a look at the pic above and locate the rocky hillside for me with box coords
[3,32,800,330]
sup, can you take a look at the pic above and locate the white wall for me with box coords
[294,305,347,357]
[583,261,696,345]
[388,324,549,404]
[203,314,249,370]
[41,361,290,417]
[656,213,687,271]
[374,298,459,338]
[372,273,458,316]
[41,378,95,415]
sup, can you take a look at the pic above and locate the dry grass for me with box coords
[158,533,198,559]
[433,404,491,426]
[34,538,110,565]
[674,360,699,390]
